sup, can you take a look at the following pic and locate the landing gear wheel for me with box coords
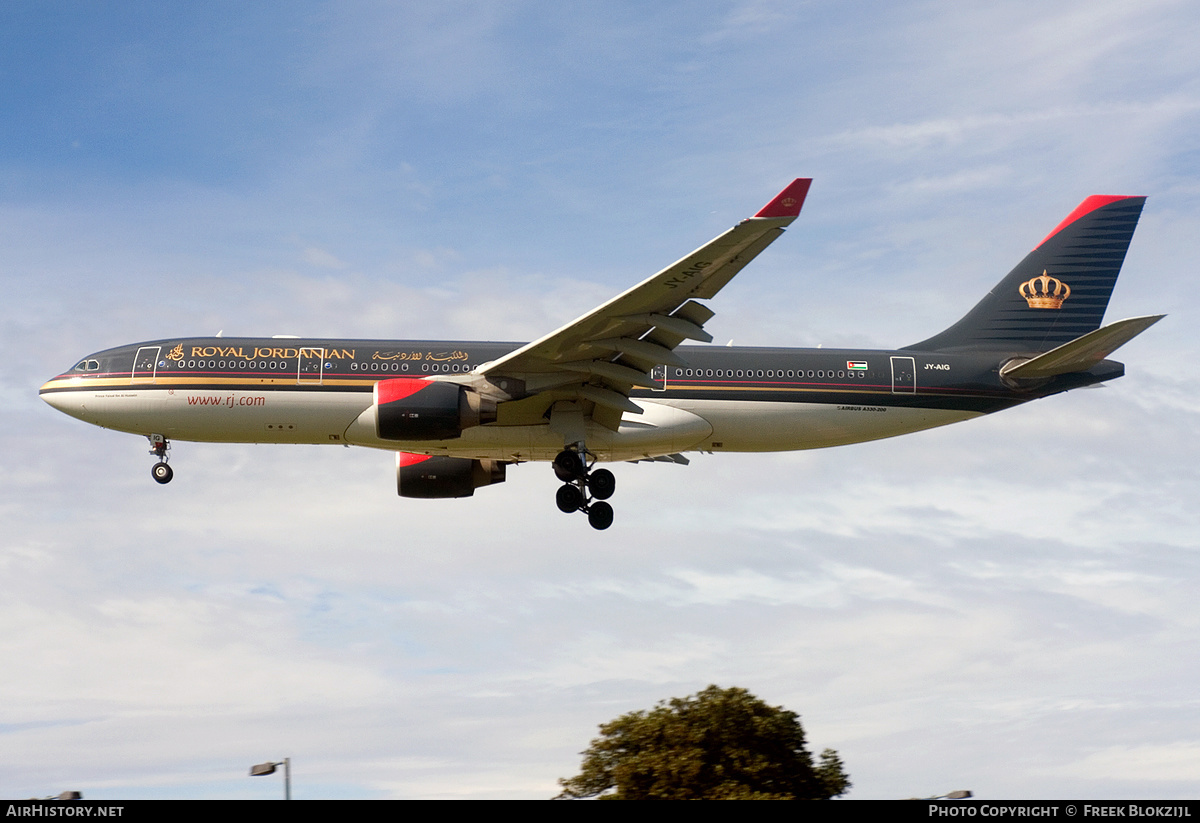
[147,435,172,483]
[588,468,616,500]
[553,449,586,482]
[556,483,584,513]
[587,501,614,531]
[549,443,617,528]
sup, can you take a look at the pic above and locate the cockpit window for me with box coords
[73,359,100,372]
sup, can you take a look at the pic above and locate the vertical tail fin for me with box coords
[906,196,1145,352]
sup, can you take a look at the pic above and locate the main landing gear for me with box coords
[148,434,173,485]
[553,448,616,530]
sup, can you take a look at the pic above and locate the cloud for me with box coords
[301,246,348,270]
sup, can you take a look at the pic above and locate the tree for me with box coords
[555,685,851,800]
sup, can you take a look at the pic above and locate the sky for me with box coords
[2,0,1198,800]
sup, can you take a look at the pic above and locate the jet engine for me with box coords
[396,453,507,498]
[374,378,497,440]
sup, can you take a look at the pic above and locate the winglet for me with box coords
[753,178,812,218]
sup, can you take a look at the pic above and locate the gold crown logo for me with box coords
[1018,270,1071,309]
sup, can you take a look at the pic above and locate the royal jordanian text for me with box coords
[182,346,356,360]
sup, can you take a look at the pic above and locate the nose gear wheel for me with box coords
[147,434,174,484]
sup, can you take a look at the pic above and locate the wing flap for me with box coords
[627,453,691,465]
[555,359,660,389]
[616,312,712,343]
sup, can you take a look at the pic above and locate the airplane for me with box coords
[40,179,1163,530]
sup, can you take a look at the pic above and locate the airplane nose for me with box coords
[40,377,85,416]
[40,380,66,409]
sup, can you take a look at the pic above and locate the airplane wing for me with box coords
[479,179,812,430]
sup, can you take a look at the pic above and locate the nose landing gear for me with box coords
[553,448,616,530]
[148,434,173,484]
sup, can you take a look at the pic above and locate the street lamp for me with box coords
[249,757,291,800]
[908,790,974,800]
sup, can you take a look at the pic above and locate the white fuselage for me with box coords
[41,382,979,463]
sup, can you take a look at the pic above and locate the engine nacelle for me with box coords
[374,378,497,441]
[396,453,507,498]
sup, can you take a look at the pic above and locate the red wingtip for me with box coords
[1036,194,1141,248]
[754,178,812,218]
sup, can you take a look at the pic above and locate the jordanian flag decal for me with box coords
[847,361,867,370]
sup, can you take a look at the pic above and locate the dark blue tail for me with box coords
[906,196,1145,353]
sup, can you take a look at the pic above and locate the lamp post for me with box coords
[249,757,291,800]
[910,790,973,800]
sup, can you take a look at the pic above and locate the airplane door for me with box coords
[650,364,667,391]
[298,347,324,384]
[132,346,161,383]
[890,356,916,394]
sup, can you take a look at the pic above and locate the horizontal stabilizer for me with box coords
[1000,314,1164,380]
